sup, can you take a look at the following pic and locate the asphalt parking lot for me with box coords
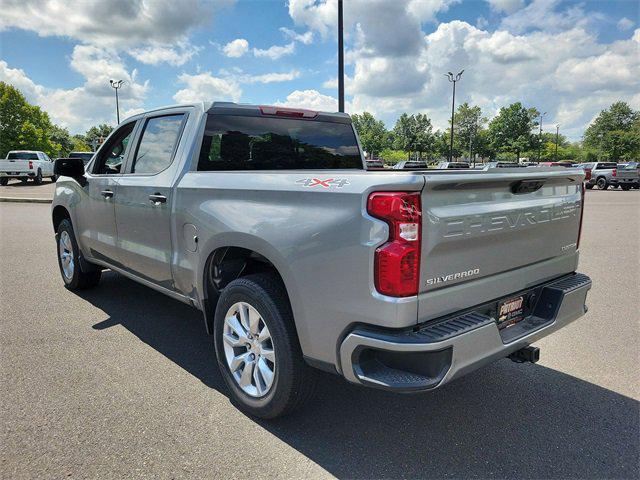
[1,190,638,479]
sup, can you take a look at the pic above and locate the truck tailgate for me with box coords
[0,159,30,173]
[418,168,584,320]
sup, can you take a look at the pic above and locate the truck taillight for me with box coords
[367,192,421,297]
[577,182,585,250]
[612,168,616,177]
[585,168,591,181]
[28,161,33,169]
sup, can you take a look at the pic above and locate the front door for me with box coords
[81,121,137,263]
[114,113,187,289]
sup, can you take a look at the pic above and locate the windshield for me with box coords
[198,114,363,170]
[7,152,38,160]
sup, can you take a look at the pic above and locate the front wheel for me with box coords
[596,177,608,190]
[214,273,316,419]
[56,219,101,290]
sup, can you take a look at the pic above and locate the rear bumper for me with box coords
[339,273,591,392]
[0,171,35,177]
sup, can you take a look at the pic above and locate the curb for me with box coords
[0,197,52,204]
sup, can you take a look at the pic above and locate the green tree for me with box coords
[351,112,390,158]
[392,113,436,160]
[452,102,487,161]
[583,102,640,161]
[487,102,539,161]
[84,124,114,150]
[0,82,58,158]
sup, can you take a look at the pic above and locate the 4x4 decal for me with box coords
[296,178,350,188]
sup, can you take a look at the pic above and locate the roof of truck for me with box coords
[119,101,351,125]
[207,102,352,124]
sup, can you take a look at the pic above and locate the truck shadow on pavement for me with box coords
[86,272,639,479]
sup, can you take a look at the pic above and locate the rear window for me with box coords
[197,115,362,171]
[8,152,38,160]
[596,163,617,169]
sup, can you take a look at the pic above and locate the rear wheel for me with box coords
[596,177,608,190]
[50,175,58,183]
[214,273,316,418]
[585,184,594,190]
[34,169,43,185]
[56,219,101,290]
[621,184,631,191]
[0,178,8,186]
[20,177,28,184]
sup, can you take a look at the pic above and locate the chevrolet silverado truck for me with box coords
[616,162,639,190]
[51,102,591,418]
[583,161,618,190]
[0,150,56,185]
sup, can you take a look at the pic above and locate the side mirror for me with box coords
[54,158,85,178]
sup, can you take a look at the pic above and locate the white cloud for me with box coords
[276,89,339,112]
[0,0,231,45]
[499,0,604,34]
[222,38,250,58]
[253,42,296,60]
[322,77,338,89]
[285,0,640,140]
[617,17,634,31]
[279,27,314,44]
[173,72,241,103]
[242,70,301,84]
[407,0,460,23]
[486,0,524,14]
[0,46,148,132]
[129,42,201,66]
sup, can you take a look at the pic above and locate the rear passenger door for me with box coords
[114,111,187,288]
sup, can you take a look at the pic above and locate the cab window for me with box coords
[93,122,136,175]
[130,114,185,174]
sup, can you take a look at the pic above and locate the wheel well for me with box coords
[202,246,286,334]
[52,205,70,233]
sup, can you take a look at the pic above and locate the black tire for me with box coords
[50,175,58,183]
[596,177,608,190]
[585,183,594,190]
[0,178,8,186]
[56,219,101,290]
[20,177,28,184]
[621,184,631,191]
[34,169,43,185]
[213,273,316,419]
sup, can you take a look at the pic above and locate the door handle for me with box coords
[149,193,167,205]
[101,190,114,199]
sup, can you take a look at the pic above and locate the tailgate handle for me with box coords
[511,179,545,194]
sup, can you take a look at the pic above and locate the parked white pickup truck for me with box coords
[0,150,57,185]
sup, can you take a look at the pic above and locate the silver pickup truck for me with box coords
[51,102,591,418]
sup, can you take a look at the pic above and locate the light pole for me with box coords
[537,111,546,162]
[468,117,476,166]
[109,79,124,124]
[445,70,464,161]
[337,0,344,113]
[555,124,560,162]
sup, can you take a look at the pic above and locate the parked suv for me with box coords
[51,102,591,418]
[0,150,56,185]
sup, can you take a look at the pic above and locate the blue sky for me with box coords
[1,0,638,139]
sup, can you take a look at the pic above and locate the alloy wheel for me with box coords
[222,301,276,397]
[59,231,74,279]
